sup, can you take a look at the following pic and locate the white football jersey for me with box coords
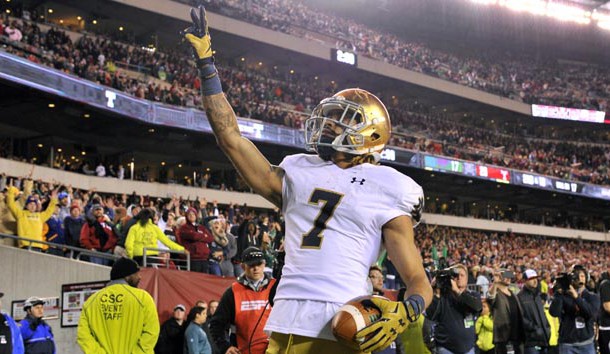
[265,154,423,338]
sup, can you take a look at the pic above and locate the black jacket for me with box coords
[426,290,482,353]
[517,285,551,347]
[549,289,600,344]
[154,318,184,354]
[489,289,525,344]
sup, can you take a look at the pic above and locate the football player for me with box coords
[184,6,433,353]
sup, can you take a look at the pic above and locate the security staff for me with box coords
[77,258,160,353]
[209,247,276,354]
[19,297,54,354]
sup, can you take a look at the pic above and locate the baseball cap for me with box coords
[174,304,186,312]
[58,192,69,200]
[524,269,539,280]
[242,246,265,265]
[91,204,104,211]
[25,195,37,205]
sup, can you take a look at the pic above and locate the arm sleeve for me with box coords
[136,292,161,353]
[179,225,203,242]
[184,326,199,354]
[549,295,563,318]
[125,227,136,258]
[6,186,23,219]
[575,293,600,320]
[80,223,92,249]
[77,308,106,354]
[209,288,236,354]
[458,291,482,313]
[8,315,25,354]
[40,198,58,222]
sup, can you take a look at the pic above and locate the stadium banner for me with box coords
[0,51,303,148]
[513,171,610,200]
[531,104,607,124]
[423,155,510,183]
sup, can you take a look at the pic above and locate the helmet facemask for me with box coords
[305,98,367,159]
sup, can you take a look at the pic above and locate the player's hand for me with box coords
[183,5,213,61]
[355,295,422,353]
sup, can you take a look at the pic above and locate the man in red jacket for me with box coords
[178,207,214,273]
[79,204,117,265]
[209,247,275,354]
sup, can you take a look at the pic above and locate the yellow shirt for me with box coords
[6,186,57,249]
[476,314,495,351]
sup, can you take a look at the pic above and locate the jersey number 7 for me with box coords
[301,188,344,249]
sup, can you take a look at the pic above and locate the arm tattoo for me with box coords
[203,94,239,136]
[269,166,285,207]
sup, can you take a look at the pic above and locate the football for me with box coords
[331,295,384,349]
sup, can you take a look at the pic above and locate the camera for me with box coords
[555,272,579,291]
[435,267,460,291]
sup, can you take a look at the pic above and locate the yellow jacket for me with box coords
[125,220,184,258]
[545,305,559,346]
[476,314,495,351]
[6,186,57,249]
[77,281,160,354]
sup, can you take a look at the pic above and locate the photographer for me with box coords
[488,269,525,354]
[549,265,599,353]
[426,264,482,354]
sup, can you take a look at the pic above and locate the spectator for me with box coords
[19,297,54,354]
[63,204,84,251]
[517,269,551,354]
[44,204,66,257]
[488,269,525,354]
[56,191,70,222]
[208,300,219,318]
[426,264,482,354]
[79,204,118,265]
[209,247,276,354]
[178,208,214,273]
[124,208,185,266]
[95,162,106,177]
[114,204,142,257]
[77,258,160,353]
[369,265,386,296]
[184,306,212,354]
[0,291,25,354]
[549,266,599,353]
[476,299,495,354]
[599,271,610,354]
[5,22,22,42]
[208,217,238,277]
[6,183,57,250]
[155,304,186,354]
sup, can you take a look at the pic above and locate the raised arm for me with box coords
[184,6,283,207]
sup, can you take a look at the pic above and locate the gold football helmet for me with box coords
[305,88,391,159]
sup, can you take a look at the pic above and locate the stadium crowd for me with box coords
[177,0,610,112]
[1,14,609,187]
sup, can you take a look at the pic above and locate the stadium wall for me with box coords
[0,245,109,354]
[110,0,532,115]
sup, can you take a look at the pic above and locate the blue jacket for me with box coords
[184,322,211,354]
[45,215,66,246]
[19,315,55,354]
[1,312,24,354]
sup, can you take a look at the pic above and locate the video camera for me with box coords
[555,271,580,292]
[435,267,461,291]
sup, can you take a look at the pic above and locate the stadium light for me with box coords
[599,21,610,31]
[48,8,53,14]
[77,16,82,21]
[470,0,593,25]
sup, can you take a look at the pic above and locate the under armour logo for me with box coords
[350,177,365,185]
